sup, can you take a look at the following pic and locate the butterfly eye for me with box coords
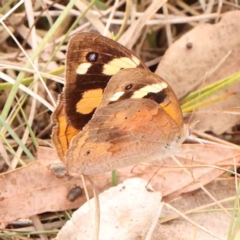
[125,84,133,90]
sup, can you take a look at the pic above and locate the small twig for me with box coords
[145,203,163,240]
[163,3,172,46]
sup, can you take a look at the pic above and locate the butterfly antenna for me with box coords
[146,161,165,189]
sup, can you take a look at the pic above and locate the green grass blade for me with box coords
[0,116,35,161]
[111,170,118,186]
[181,72,240,112]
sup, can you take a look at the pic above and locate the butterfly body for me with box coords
[52,33,188,176]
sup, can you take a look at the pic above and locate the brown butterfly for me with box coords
[52,32,147,163]
[52,32,189,176]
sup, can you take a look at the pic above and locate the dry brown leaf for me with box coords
[0,156,85,223]
[155,10,240,134]
[129,144,240,200]
[152,179,236,240]
[163,144,240,200]
[1,144,239,223]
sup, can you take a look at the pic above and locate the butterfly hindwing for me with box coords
[66,69,187,175]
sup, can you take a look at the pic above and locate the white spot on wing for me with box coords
[109,91,125,101]
[132,83,168,99]
[76,63,92,74]
[103,57,138,75]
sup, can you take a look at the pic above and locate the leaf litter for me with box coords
[1,1,240,240]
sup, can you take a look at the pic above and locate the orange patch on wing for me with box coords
[52,96,79,162]
[58,115,79,155]
[76,89,103,114]
[163,103,181,126]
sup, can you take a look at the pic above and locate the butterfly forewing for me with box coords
[52,32,148,162]
[64,32,148,130]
